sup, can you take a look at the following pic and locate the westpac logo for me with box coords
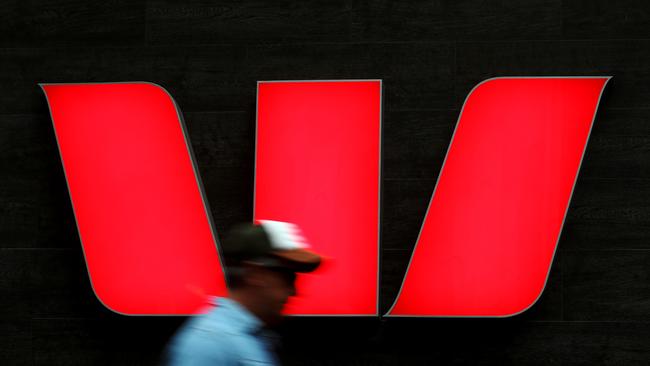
[41,77,609,317]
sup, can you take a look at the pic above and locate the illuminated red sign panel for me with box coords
[255,81,381,315]
[41,83,226,315]
[41,77,609,316]
[388,77,609,316]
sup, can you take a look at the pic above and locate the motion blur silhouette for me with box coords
[164,220,322,365]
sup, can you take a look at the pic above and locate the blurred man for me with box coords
[164,220,322,365]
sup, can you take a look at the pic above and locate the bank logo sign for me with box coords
[41,77,609,317]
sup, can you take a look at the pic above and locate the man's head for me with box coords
[221,220,322,325]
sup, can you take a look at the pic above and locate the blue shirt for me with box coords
[165,297,280,365]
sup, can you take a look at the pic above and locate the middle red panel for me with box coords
[255,80,381,315]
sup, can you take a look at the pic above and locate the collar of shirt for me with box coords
[208,296,281,350]
[209,296,265,335]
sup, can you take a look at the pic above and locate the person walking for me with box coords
[164,220,322,365]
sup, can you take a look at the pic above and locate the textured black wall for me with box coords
[2,1,650,365]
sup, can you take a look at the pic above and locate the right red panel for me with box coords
[388,77,610,317]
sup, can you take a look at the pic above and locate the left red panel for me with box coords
[41,82,227,315]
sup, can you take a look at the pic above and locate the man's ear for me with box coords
[241,263,267,288]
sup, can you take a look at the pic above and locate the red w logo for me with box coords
[41,77,609,316]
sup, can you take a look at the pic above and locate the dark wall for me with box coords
[2,1,650,365]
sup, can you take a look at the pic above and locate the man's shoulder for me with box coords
[174,301,249,340]
[164,305,240,364]
[164,298,269,363]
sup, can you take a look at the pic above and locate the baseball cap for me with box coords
[221,220,322,273]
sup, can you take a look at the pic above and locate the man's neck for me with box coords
[228,291,269,326]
